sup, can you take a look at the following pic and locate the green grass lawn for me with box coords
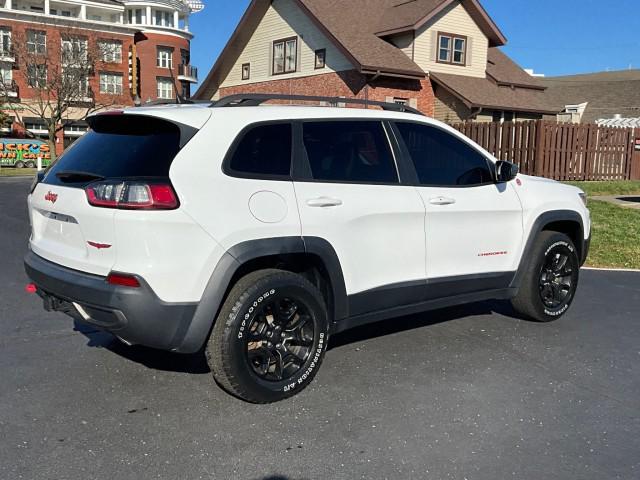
[565,180,640,197]
[585,199,640,269]
[0,168,37,177]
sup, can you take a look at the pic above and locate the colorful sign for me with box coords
[0,139,52,167]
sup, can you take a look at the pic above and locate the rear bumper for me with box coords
[24,251,197,351]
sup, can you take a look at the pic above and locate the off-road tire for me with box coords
[511,231,580,322]
[206,269,329,403]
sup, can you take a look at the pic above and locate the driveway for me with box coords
[1,177,639,480]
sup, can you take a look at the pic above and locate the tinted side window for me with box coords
[396,122,493,186]
[302,121,398,183]
[228,123,292,177]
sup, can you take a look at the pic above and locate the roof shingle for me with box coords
[542,70,640,123]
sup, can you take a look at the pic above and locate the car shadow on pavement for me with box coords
[73,320,210,374]
[329,300,519,350]
[72,300,521,374]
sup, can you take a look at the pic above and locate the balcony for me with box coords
[177,64,197,83]
[1,80,19,99]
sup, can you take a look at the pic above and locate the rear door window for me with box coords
[226,123,292,178]
[395,122,494,186]
[43,115,184,187]
[302,121,398,184]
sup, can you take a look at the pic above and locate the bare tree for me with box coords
[0,26,126,161]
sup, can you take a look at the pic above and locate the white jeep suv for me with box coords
[25,94,591,403]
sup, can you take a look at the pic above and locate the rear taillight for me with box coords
[85,181,178,210]
[106,272,140,288]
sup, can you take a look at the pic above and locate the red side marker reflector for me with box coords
[106,273,140,288]
[25,283,37,294]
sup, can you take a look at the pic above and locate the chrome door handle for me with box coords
[429,196,456,206]
[306,197,343,208]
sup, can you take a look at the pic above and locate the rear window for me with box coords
[43,115,185,187]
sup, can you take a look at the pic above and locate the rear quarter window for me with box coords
[225,123,293,178]
[43,115,185,187]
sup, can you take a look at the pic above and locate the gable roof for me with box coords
[431,47,558,114]
[542,70,640,123]
[374,0,506,46]
[296,0,426,76]
[195,0,506,99]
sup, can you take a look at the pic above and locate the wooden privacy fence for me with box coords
[451,120,637,181]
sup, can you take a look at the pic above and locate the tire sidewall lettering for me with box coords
[237,288,276,340]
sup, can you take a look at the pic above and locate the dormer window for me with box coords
[437,33,466,66]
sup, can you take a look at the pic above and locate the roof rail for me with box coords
[137,98,211,107]
[210,93,424,116]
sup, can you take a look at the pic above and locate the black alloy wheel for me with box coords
[510,231,580,322]
[539,246,575,309]
[207,269,329,403]
[245,296,315,382]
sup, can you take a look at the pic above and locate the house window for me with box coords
[27,64,47,88]
[98,40,122,63]
[272,37,297,75]
[127,9,145,25]
[61,37,88,64]
[437,33,466,65]
[154,10,174,27]
[393,98,408,106]
[242,63,250,80]
[0,64,12,85]
[315,48,326,69]
[0,28,11,57]
[157,47,173,69]
[26,30,46,55]
[157,77,173,99]
[99,72,123,94]
[73,75,90,97]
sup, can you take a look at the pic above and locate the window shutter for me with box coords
[431,30,438,62]
[409,98,418,109]
[268,41,273,76]
[466,37,473,67]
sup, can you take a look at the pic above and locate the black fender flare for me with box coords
[510,210,585,289]
[174,236,347,353]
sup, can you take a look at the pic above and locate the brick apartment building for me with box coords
[195,0,557,123]
[0,0,203,155]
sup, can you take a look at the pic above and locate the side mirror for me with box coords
[495,161,519,183]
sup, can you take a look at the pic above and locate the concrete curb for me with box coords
[582,266,640,273]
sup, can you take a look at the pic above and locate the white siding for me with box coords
[220,0,353,88]
[413,2,488,78]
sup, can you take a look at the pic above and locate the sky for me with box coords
[189,0,640,90]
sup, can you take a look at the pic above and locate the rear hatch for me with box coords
[29,107,211,276]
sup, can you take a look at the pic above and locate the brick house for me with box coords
[194,0,558,122]
[0,0,203,155]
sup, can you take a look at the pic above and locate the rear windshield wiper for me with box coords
[55,171,106,183]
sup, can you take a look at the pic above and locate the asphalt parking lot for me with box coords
[1,176,639,480]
